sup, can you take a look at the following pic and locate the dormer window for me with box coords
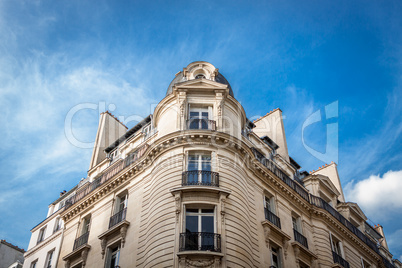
[195,74,206,79]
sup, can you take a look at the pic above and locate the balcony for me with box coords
[186,119,216,131]
[109,208,127,229]
[73,232,89,251]
[293,229,308,249]
[182,171,219,187]
[264,208,281,229]
[62,232,91,267]
[332,251,350,268]
[179,232,221,252]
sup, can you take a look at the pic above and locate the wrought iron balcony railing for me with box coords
[182,170,219,187]
[293,229,308,249]
[73,232,89,251]
[109,208,127,229]
[186,119,216,131]
[264,208,281,229]
[64,143,149,210]
[251,147,381,255]
[332,251,350,268]
[179,232,221,252]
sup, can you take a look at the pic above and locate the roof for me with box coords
[0,240,25,253]
[105,115,152,153]
[51,185,78,205]
[253,108,282,124]
[289,157,301,170]
[166,72,234,97]
[260,136,279,150]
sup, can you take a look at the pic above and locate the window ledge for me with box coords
[177,251,224,257]
[170,186,231,196]
[261,220,291,242]
[292,242,317,265]
[98,220,130,241]
[62,245,90,268]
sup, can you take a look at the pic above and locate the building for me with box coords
[0,240,24,268]
[23,61,401,268]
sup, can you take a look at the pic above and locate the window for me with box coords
[264,196,274,213]
[53,217,62,233]
[37,226,46,244]
[110,193,128,228]
[109,149,120,162]
[330,233,343,256]
[292,216,302,233]
[184,207,215,250]
[361,257,371,268]
[45,250,54,268]
[270,244,282,268]
[117,194,127,213]
[30,260,37,268]
[188,107,212,130]
[82,216,91,235]
[106,244,121,268]
[264,195,280,228]
[195,74,206,79]
[187,153,212,185]
[142,123,153,140]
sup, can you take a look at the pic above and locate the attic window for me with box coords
[195,74,206,79]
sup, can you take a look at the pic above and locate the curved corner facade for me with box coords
[23,62,401,268]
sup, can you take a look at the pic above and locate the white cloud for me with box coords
[344,170,402,219]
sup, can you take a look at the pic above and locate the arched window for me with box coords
[195,74,206,79]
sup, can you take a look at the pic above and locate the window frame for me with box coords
[105,242,121,268]
[37,226,46,244]
[44,249,54,268]
[270,243,283,268]
[30,260,38,268]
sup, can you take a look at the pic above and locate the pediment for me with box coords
[174,78,228,90]
[346,202,367,221]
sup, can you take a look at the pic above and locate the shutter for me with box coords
[329,231,334,251]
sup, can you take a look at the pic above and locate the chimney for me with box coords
[374,224,389,250]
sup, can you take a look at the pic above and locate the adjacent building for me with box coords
[23,61,401,268]
[0,240,24,268]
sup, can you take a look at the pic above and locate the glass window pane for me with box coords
[185,215,198,233]
[201,215,214,233]
[201,209,214,213]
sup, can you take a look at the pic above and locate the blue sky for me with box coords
[1,0,401,259]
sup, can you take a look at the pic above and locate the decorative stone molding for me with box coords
[98,220,130,258]
[291,242,318,268]
[220,195,226,223]
[185,259,214,267]
[261,220,291,259]
[175,192,182,223]
[62,245,91,268]
[100,238,107,258]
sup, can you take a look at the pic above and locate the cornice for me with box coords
[310,206,381,261]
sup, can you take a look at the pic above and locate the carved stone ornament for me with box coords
[175,194,181,223]
[180,99,186,117]
[120,225,128,247]
[263,224,271,248]
[101,238,107,258]
[64,259,71,268]
[185,259,215,268]
[81,248,89,267]
[220,197,226,223]
[283,238,289,259]
[218,100,224,117]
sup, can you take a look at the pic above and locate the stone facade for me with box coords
[24,62,400,268]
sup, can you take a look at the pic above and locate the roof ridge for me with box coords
[102,111,128,129]
[253,108,282,123]
[0,240,25,253]
[309,161,335,174]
